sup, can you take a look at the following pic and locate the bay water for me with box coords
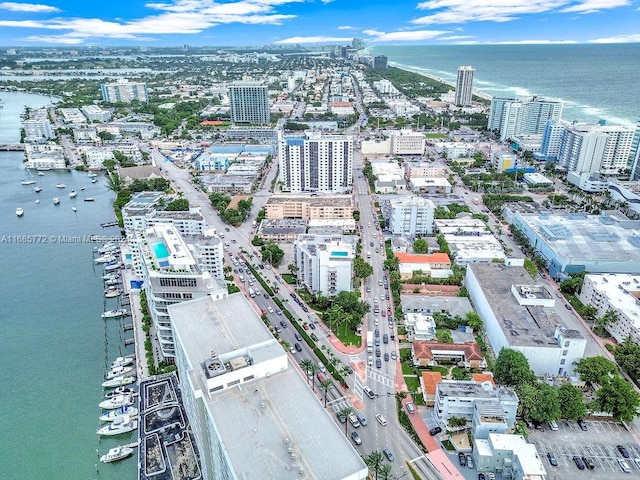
[0,92,135,479]
[371,44,640,128]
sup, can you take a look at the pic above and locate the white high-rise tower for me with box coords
[455,66,475,106]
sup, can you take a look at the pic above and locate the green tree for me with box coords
[261,243,284,266]
[364,451,385,480]
[520,382,561,422]
[353,256,374,279]
[412,238,429,254]
[165,198,190,211]
[493,348,536,389]
[105,172,123,192]
[465,312,483,330]
[299,359,315,387]
[614,336,640,384]
[379,463,393,480]
[523,258,538,278]
[449,416,468,428]
[319,379,333,407]
[593,376,640,422]
[594,309,618,333]
[573,356,618,385]
[339,405,352,436]
[557,383,587,421]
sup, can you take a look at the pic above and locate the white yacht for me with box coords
[99,445,134,463]
[96,415,137,436]
[16,207,24,217]
[105,365,134,380]
[100,405,138,422]
[69,190,77,198]
[102,375,136,388]
[55,183,65,188]
[53,197,60,205]
[98,394,133,410]
[21,179,36,185]
[102,309,128,319]
[104,386,136,398]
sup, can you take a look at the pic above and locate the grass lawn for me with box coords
[281,273,297,285]
[428,366,449,376]
[425,132,447,139]
[404,375,420,392]
[333,322,362,348]
[402,362,415,375]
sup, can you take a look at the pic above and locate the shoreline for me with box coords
[388,61,494,101]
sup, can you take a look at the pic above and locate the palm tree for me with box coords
[339,406,352,436]
[319,379,333,407]
[364,451,385,480]
[299,359,314,386]
[106,171,123,193]
[379,463,393,480]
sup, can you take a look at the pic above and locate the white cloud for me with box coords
[363,28,450,42]
[0,1,60,12]
[337,25,354,30]
[560,0,629,13]
[275,35,352,44]
[590,33,640,43]
[0,0,300,43]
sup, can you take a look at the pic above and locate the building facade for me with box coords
[387,195,435,237]
[294,234,356,297]
[390,129,426,155]
[278,132,353,193]
[229,81,270,124]
[455,65,475,106]
[264,194,353,220]
[488,97,562,141]
[101,79,149,103]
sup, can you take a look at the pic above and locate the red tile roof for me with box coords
[413,341,484,362]
[421,371,443,395]
[395,252,451,264]
[472,373,495,385]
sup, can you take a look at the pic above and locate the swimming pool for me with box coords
[332,251,348,257]
[154,242,170,259]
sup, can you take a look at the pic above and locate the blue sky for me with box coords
[0,0,638,46]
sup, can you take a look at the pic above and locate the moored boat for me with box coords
[84,197,95,202]
[21,179,36,185]
[99,405,138,422]
[69,190,77,198]
[94,254,116,264]
[96,415,137,436]
[91,178,98,183]
[53,197,60,205]
[72,206,77,212]
[102,375,136,388]
[104,385,136,398]
[109,356,134,368]
[55,183,65,188]
[35,200,40,204]
[99,445,134,463]
[102,309,128,319]
[104,262,122,272]
[37,172,45,176]
[104,289,119,298]
[16,207,24,217]
[99,394,134,410]
[105,365,134,380]
[34,186,42,192]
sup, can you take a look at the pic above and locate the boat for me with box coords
[37,172,45,176]
[34,186,42,193]
[102,375,136,388]
[100,405,139,423]
[84,197,95,202]
[104,279,119,287]
[110,356,134,369]
[104,385,135,398]
[53,197,60,205]
[91,178,98,184]
[72,206,77,212]
[104,289,119,298]
[99,243,119,254]
[99,445,134,463]
[87,172,98,178]
[104,262,122,272]
[105,365,134,380]
[102,309,128,319]
[55,183,65,188]
[16,207,24,217]
[21,179,36,185]
[102,273,118,281]
[94,254,116,264]
[35,200,40,204]
[69,190,77,198]
[99,394,133,410]
[81,186,85,191]
[96,415,137,436]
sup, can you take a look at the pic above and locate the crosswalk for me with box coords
[327,395,351,414]
[367,368,394,389]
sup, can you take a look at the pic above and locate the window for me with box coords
[560,359,565,365]
[562,350,568,356]
[564,341,570,347]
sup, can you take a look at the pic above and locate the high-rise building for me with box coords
[168,294,369,480]
[101,79,149,103]
[387,195,435,237]
[295,234,356,297]
[229,81,270,125]
[540,120,566,161]
[488,96,563,141]
[373,55,388,69]
[557,124,608,174]
[629,116,640,180]
[278,132,353,193]
[22,118,54,143]
[454,65,475,106]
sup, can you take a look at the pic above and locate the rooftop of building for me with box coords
[468,263,583,347]
[472,373,496,386]
[488,434,546,477]
[421,371,443,395]
[259,219,308,234]
[516,211,640,263]
[583,273,640,318]
[144,223,198,271]
[169,294,367,480]
[266,194,353,208]
[409,177,452,186]
[388,195,436,207]
[437,380,518,401]
[444,234,506,261]
[395,252,451,264]
[123,191,164,210]
[413,341,485,362]
[400,295,474,317]
[474,399,508,423]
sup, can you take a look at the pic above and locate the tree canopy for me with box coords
[557,383,587,421]
[592,375,640,422]
[353,256,374,279]
[412,238,429,254]
[493,348,536,389]
[573,356,618,385]
[261,243,284,267]
[520,382,560,423]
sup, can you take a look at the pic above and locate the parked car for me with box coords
[375,358,382,368]
[617,445,630,458]
[582,456,595,470]
[429,426,442,436]
[466,455,474,469]
[573,456,585,470]
[350,431,362,445]
[390,351,397,360]
[384,353,389,362]
[458,452,467,467]
[618,459,632,473]
[336,412,346,424]
[310,333,318,341]
[547,452,558,466]
[577,419,588,431]
[405,402,416,414]
[356,413,367,426]
[308,323,316,330]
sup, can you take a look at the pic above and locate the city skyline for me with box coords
[0,0,637,47]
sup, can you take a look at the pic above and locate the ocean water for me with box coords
[0,92,135,479]
[371,44,640,128]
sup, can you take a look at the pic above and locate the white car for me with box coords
[267,306,274,313]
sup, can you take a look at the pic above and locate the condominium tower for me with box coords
[488,97,563,141]
[101,79,149,103]
[278,132,353,193]
[455,65,475,106]
[229,81,270,124]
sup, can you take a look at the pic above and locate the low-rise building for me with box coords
[472,400,509,439]
[523,172,554,187]
[578,273,640,344]
[295,234,356,297]
[433,141,477,160]
[23,143,66,169]
[264,194,353,220]
[412,341,486,369]
[465,263,586,376]
[492,151,516,173]
[394,252,452,279]
[81,104,111,123]
[420,371,443,406]
[474,434,547,480]
[169,294,368,480]
[400,294,474,318]
[58,107,87,124]
[408,177,452,195]
[404,161,447,179]
[257,219,307,243]
[370,161,407,194]
[403,313,437,341]
[389,129,425,155]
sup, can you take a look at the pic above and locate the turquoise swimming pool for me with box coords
[332,251,348,257]
[154,242,169,259]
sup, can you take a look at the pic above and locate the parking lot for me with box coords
[530,419,640,479]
